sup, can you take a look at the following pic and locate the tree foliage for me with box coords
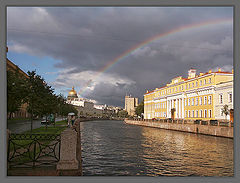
[7,69,28,119]
[135,100,144,117]
[221,104,229,120]
[7,69,78,130]
[118,110,128,118]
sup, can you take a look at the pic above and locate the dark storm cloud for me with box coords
[7,7,233,107]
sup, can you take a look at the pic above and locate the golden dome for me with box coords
[68,86,78,98]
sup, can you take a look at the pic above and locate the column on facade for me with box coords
[176,99,178,118]
[178,99,180,118]
[167,100,168,118]
[181,98,183,118]
[182,97,184,118]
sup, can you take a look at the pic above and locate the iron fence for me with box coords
[7,133,61,168]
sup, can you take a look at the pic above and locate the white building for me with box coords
[214,80,233,120]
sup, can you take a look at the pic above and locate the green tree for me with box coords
[118,110,128,118]
[25,70,56,131]
[7,69,27,119]
[221,104,229,121]
[135,101,144,117]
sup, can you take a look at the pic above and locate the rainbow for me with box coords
[78,18,232,96]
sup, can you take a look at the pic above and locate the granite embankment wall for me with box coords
[124,119,233,138]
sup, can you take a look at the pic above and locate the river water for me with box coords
[80,120,233,176]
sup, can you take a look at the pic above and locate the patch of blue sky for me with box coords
[7,51,61,83]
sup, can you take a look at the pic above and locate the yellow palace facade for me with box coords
[144,68,233,120]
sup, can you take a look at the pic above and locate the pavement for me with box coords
[7,118,65,133]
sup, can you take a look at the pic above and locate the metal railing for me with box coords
[129,118,233,127]
[7,133,61,168]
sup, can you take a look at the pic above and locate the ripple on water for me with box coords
[80,120,233,176]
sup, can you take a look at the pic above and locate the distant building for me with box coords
[66,87,100,117]
[144,68,233,121]
[125,95,138,116]
[67,86,78,100]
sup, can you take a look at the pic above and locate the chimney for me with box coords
[188,69,196,79]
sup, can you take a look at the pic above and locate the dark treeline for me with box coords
[7,69,77,130]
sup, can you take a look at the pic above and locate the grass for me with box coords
[8,120,68,167]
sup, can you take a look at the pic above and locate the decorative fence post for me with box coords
[57,126,81,175]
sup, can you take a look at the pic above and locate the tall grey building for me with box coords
[125,95,138,116]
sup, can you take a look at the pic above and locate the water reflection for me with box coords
[140,127,233,176]
[80,120,233,176]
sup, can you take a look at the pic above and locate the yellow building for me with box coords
[144,68,233,120]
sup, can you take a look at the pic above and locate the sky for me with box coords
[7,7,233,107]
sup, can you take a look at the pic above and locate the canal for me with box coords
[80,120,233,176]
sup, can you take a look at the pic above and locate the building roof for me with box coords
[7,58,29,78]
[144,69,233,95]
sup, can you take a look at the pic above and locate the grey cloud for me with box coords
[7,7,233,106]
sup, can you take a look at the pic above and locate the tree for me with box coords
[118,110,128,118]
[221,104,229,121]
[7,69,28,119]
[135,101,144,117]
[25,70,56,131]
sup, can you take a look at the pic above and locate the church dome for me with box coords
[68,86,78,99]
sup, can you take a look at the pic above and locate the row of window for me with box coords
[155,112,167,117]
[152,109,212,118]
[185,109,212,118]
[154,78,212,97]
[219,93,232,104]
[185,96,212,106]
[154,103,166,109]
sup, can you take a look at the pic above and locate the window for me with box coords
[192,98,194,106]
[196,81,198,87]
[204,96,207,105]
[204,79,206,85]
[204,110,207,118]
[188,99,191,106]
[199,97,202,105]
[219,94,223,104]
[209,110,212,118]
[200,80,202,86]
[196,98,198,106]
[200,110,203,117]
[185,99,187,106]
[192,83,194,87]
[209,78,212,83]
[192,110,194,118]
[179,86,181,91]
[182,85,183,90]
[188,110,191,118]
[208,96,212,105]
[176,87,177,92]
[185,84,187,89]
[189,83,191,88]
[220,109,223,116]
[185,110,188,118]
[229,93,232,103]
[196,110,198,118]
